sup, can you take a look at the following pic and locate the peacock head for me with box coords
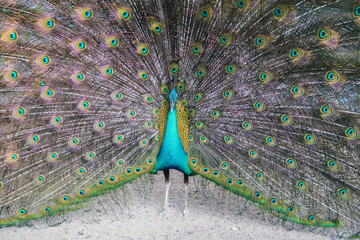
[169,89,178,112]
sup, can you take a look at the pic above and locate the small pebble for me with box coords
[187,231,195,235]
[130,214,135,218]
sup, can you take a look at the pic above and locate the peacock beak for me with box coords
[170,100,175,112]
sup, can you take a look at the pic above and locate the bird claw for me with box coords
[160,208,168,219]
[182,208,189,217]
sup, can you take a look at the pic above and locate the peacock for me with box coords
[0,0,360,238]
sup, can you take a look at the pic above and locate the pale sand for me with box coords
[0,170,332,240]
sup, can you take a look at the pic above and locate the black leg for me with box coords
[164,169,170,183]
[184,174,189,185]
[183,174,189,216]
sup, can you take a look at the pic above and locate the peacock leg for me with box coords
[161,169,170,217]
[183,174,189,217]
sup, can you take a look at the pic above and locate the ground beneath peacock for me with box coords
[0,170,332,240]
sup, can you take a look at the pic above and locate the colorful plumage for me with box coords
[0,0,360,238]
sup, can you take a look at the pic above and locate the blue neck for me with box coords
[155,101,191,175]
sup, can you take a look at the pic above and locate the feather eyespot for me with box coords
[307,215,317,224]
[85,151,96,161]
[5,69,19,83]
[253,101,265,111]
[317,28,332,41]
[196,67,206,78]
[13,106,26,119]
[222,90,234,100]
[40,18,55,31]
[219,33,231,47]
[177,82,185,92]
[151,22,163,33]
[36,54,51,67]
[78,8,93,20]
[169,63,179,74]
[290,85,304,98]
[237,179,245,187]
[304,134,316,144]
[127,110,137,118]
[36,175,46,184]
[225,64,237,74]
[2,30,18,44]
[345,127,358,139]
[117,8,131,20]
[248,149,258,159]
[111,91,123,102]
[210,110,221,120]
[269,197,278,206]
[105,36,119,48]
[17,208,28,217]
[28,134,40,145]
[265,136,276,147]
[255,172,263,181]
[113,134,124,144]
[137,44,149,56]
[143,95,153,104]
[259,71,273,83]
[146,157,156,166]
[116,159,125,167]
[199,5,212,20]
[281,114,293,126]
[77,189,87,198]
[220,161,229,169]
[71,72,85,84]
[289,48,304,60]
[199,135,209,144]
[254,35,270,48]
[76,167,87,176]
[191,43,203,55]
[236,0,250,11]
[296,180,306,190]
[337,188,349,199]
[285,157,296,168]
[252,191,262,200]
[224,135,233,144]
[242,121,253,131]
[140,139,148,147]
[193,92,204,102]
[327,160,339,171]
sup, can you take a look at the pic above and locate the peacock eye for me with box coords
[78,8,93,20]
[254,35,271,48]
[105,36,119,48]
[151,22,163,33]
[317,28,332,41]
[236,0,250,11]
[219,33,231,47]
[191,43,203,55]
[47,20,54,27]
[169,63,179,74]
[199,5,212,19]
[354,5,360,16]
[85,11,92,18]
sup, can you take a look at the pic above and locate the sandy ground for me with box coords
[0,170,334,240]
